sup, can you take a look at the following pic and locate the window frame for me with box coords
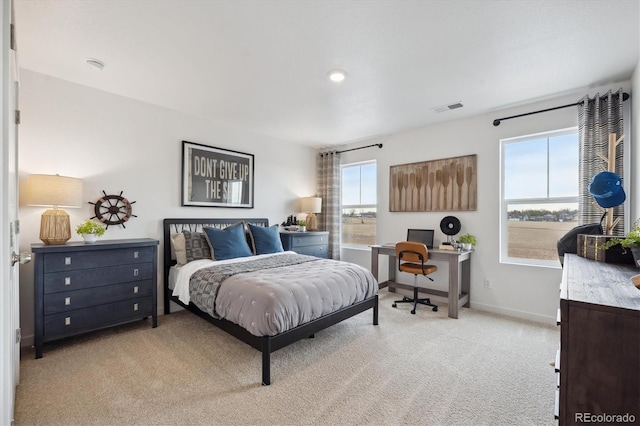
[499,127,579,268]
[340,160,377,248]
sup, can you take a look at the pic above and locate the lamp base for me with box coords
[306,213,318,231]
[40,209,71,245]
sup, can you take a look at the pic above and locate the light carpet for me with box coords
[15,290,559,425]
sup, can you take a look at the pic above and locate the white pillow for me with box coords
[170,233,188,266]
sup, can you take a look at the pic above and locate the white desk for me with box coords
[370,244,471,319]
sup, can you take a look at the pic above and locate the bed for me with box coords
[163,218,379,385]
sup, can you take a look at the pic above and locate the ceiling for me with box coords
[13,0,640,148]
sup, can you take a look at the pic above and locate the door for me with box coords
[1,1,27,423]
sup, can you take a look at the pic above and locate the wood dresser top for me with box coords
[562,254,640,312]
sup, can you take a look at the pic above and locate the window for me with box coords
[341,161,377,246]
[500,128,578,267]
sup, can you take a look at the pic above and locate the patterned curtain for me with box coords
[317,151,341,260]
[578,89,625,235]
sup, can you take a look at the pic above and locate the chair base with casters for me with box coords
[393,241,439,315]
[392,279,439,314]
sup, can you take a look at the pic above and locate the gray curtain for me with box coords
[578,89,625,235]
[317,151,341,260]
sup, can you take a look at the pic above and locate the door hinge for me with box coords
[16,328,21,344]
[15,220,20,234]
[10,23,16,51]
[15,110,20,125]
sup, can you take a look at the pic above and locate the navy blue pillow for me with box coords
[248,224,284,255]
[202,223,253,261]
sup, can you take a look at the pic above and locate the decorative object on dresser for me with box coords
[32,238,159,358]
[556,254,639,424]
[280,230,329,258]
[23,174,84,245]
[600,218,640,268]
[75,219,106,244]
[181,140,254,208]
[300,196,322,231]
[89,190,136,228]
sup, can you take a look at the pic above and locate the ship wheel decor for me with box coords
[89,190,137,228]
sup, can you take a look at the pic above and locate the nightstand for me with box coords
[280,231,329,258]
[31,238,158,358]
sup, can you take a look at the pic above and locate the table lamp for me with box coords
[24,174,83,245]
[300,197,322,231]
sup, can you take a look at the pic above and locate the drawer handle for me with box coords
[65,297,71,306]
[133,303,139,311]
[133,286,139,294]
[65,256,72,265]
[65,277,71,286]
[134,251,139,259]
[133,268,139,277]
[65,317,71,326]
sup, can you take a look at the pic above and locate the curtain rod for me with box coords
[492,92,629,126]
[321,143,383,156]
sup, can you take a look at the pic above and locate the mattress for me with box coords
[171,251,378,336]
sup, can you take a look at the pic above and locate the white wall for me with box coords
[17,70,317,347]
[342,82,632,324]
[632,56,640,221]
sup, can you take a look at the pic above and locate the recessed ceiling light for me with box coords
[328,69,347,82]
[86,58,105,71]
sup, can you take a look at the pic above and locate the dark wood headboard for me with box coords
[162,218,269,313]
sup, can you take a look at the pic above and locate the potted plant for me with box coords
[458,233,476,250]
[298,220,307,232]
[602,219,640,267]
[76,219,106,244]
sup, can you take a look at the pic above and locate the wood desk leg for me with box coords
[371,247,379,281]
[461,257,471,308]
[448,256,460,319]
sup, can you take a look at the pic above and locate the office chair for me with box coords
[392,241,438,314]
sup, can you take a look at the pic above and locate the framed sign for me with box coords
[182,141,254,208]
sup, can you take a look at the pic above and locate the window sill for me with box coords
[500,257,562,269]
[341,245,372,252]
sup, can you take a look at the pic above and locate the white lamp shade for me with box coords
[24,174,83,208]
[300,197,322,213]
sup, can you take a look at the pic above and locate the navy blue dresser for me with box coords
[32,238,158,358]
[280,231,329,258]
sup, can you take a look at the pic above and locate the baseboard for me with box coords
[469,301,556,325]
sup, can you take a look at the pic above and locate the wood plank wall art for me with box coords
[389,154,477,212]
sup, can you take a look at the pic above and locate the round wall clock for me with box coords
[89,190,137,228]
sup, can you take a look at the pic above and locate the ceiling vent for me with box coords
[432,102,463,113]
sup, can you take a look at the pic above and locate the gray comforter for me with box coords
[188,252,378,336]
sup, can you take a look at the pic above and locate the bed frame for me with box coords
[162,218,379,385]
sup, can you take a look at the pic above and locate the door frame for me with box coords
[1,0,20,423]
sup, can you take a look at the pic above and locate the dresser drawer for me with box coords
[44,297,153,341]
[43,262,153,294]
[43,246,155,273]
[44,280,153,314]
[289,234,327,247]
[294,244,328,258]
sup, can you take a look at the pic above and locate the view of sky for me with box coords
[504,132,579,210]
[342,163,377,207]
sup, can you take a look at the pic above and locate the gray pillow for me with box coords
[182,230,212,263]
